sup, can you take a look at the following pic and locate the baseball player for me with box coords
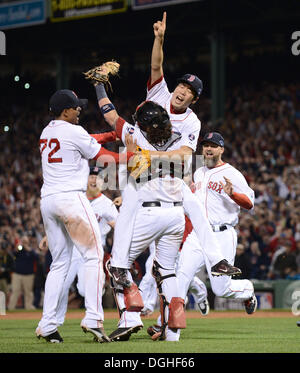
[55,166,118,327]
[36,89,135,343]
[147,132,257,338]
[176,132,257,316]
[105,101,187,342]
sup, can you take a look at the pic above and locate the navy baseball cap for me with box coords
[49,89,88,115]
[200,132,225,147]
[89,166,104,175]
[177,74,203,98]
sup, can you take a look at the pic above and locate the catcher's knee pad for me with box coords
[168,297,186,329]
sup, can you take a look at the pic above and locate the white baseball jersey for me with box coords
[90,193,118,246]
[39,120,101,198]
[146,76,200,151]
[193,163,255,226]
[119,118,194,202]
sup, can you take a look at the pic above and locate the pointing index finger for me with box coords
[162,11,167,25]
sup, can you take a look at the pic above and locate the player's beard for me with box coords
[204,154,220,168]
[146,124,172,146]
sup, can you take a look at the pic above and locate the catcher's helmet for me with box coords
[132,101,171,132]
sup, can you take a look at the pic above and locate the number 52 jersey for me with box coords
[39,120,101,198]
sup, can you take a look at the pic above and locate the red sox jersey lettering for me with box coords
[207,181,223,194]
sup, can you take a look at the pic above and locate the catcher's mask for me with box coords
[132,101,172,145]
[132,101,170,131]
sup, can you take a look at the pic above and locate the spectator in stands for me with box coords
[234,243,251,279]
[248,241,271,280]
[267,240,297,279]
[8,234,39,310]
[295,239,300,271]
[0,240,14,299]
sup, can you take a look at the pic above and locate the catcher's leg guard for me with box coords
[168,297,186,329]
[151,260,185,340]
[123,283,144,312]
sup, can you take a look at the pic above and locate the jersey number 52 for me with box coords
[39,138,62,163]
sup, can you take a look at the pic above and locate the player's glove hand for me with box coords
[83,60,120,91]
[128,146,151,180]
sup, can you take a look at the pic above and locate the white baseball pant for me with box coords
[37,191,105,336]
[139,241,158,313]
[177,227,254,301]
[56,247,85,326]
[113,203,185,341]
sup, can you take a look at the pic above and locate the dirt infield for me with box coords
[1,310,294,320]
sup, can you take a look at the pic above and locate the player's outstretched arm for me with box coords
[95,83,119,128]
[151,11,166,86]
[90,131,117,144]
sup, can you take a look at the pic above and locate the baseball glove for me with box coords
[83,60,120,90]
[128,146,151,180]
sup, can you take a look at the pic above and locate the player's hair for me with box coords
[146,122,172,145]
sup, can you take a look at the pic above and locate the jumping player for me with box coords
[147,132,257,338]
[176,132,257,315]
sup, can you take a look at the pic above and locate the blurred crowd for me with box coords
[0,80,300,310]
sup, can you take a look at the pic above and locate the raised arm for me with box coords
[151,11,167,86]
[95,83,119,128]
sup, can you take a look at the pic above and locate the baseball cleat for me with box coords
[141,308,154,317]
[147,324,162,337]
[81,326,111,343]
[151,331,165,341]
[106,260,131,288]
[297,321,300,327]
[197,298,210,316]
[211,259,241,277]
[244,295,257,315]
[109,325,143,342]
[36,330,63,343]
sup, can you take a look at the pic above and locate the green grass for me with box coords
[0,311,300,353]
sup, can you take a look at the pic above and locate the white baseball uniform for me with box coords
[56,192,118,326]
[177,162,255,305]
[111,76,226,271]
[37,119,105,336]
[113,117,187,341]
